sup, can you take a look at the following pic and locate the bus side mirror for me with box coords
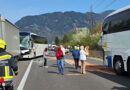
[100,32,103,38]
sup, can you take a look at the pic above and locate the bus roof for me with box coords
[20,31,37,35]
[20,31,46,38]
[105,5,130,19]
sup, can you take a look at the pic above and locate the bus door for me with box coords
[102,22,112,51]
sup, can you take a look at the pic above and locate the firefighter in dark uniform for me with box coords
[0,40,18,90]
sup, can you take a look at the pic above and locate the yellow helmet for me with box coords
[0,40,6,49]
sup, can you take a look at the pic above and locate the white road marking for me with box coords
[17,60,33,90]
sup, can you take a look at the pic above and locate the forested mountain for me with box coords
[15,10,114,42]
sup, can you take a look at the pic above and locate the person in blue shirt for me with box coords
[72,46,80,69]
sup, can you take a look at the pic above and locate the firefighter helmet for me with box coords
[0,40,6,49]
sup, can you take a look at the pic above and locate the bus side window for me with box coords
[108,22,112,33]
[110,10,130,33]
[125,10,130,30]
[103,23,109,34]
[127,19,130,30]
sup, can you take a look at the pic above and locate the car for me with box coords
[65,47,69,54]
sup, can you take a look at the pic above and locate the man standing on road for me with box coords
[56,47,64,75]
[60,45,66,65]
[72,46,80,69]
[0,40,18,90]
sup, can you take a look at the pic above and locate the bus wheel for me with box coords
[128,60,130,76]
[114,57,124,75]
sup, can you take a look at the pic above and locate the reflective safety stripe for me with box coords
[5,66,8,77]
[0,55,11,59]
[0,55,13,80]
[3,78,12,81]
[0,76,13,79]
[0,55,11,61]
[0,78,12,81]
[0,66,13,79]
[0,57,10,61]
[14,70,19,73]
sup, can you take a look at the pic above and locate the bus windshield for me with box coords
[20,35,30,49]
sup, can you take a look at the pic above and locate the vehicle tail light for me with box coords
[0,78,4,83]
[0,78,6,87]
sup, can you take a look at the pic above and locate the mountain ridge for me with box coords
[15,10,115,42]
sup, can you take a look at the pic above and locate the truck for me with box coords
[0,15,20,60]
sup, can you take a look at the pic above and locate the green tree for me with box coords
[44,39,48,44]
[62,24,102,50]
[71,28,89,45]
[62,34,69,44]
[91,22,102,34]
[55,36,60,45]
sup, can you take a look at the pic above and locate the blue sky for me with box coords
[0,0,130,23]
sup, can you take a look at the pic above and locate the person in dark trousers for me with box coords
[43,48,48,68]
[72,46,80,69]
[56,47,64,75]
[0,40,18,90]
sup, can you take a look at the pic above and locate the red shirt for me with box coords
[56,47,63,60]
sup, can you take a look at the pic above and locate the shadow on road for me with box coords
[48,71,58,74]
[18,56,43,62]
[112,86,129,90]
[69,70,80,74]
[86,65,115,75]
[65,67,74,69]
[87,69,130,89]
[60,53,130,89]
[50,64,57,68]
[18,58,32,61]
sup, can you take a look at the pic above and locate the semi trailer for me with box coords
[0,16,20,59]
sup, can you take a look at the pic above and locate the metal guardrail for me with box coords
[89,50,103,59]
[48,50,103,60]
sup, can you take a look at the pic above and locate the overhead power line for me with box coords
[94,0,107,10]
[103,0,117,10]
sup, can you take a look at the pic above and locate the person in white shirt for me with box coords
[60,45,66,65]
[80,46,88,74]
[43,48,49,68]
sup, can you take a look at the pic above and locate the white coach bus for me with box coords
[101,5,130,75]
[20,31,48,58]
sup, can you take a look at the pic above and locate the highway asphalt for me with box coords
[13,57,130,90]
[13,52,130,90]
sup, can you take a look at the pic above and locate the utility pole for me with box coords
[89,4,93,31]
[73,23,77,32]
